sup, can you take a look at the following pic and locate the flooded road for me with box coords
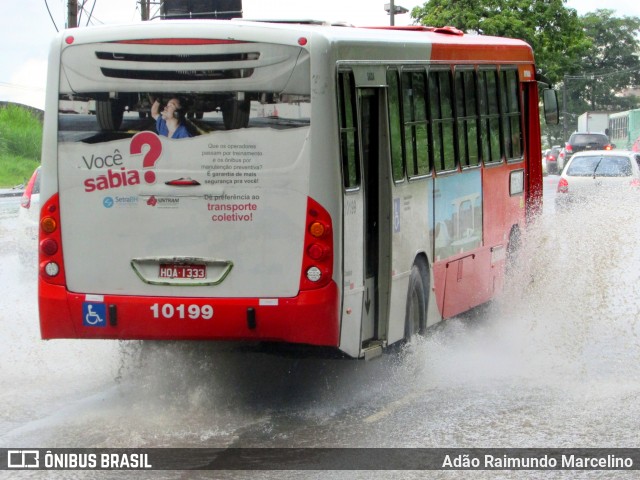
[1,178,640,478]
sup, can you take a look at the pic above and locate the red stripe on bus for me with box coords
[114,39,248,45]
[430,43,534,63]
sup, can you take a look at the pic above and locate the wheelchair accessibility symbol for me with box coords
[82,302,107,327]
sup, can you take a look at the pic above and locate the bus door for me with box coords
[339,69,391,358]
[359,88,381,346]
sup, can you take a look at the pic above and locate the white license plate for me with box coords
[159,264,206,279]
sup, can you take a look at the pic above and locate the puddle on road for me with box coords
[2,192,640,451]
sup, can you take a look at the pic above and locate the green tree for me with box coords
[566,9,640,114]
[411,0,589,86]
[410,1,640,144]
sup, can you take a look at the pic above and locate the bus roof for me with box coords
[58,19,535,64]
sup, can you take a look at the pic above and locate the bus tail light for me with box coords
[39,194,67,286]
[300,197,333,291]
[630,178,640,188]
[557,177,569,194]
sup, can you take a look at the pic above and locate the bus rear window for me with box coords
[58,39,311,142]
[58,92,310,143]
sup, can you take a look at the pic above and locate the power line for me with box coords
[565,66,640,81]
[0,82,46,92]
[77,0,87,25]
[43,0,59,32]
[77,0,102,26]
[85,0,98,26]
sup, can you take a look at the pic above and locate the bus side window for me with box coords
[401,70,430,178]
[478,67,502,164]
[501,69,523,160]
[429,70,456,172]
[387,69,405,182]
[338,71,361,190]
[455,68,480,168]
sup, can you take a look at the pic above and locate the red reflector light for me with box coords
[65,36,74,45]
[40,238,59,256]
[298,37,308,46]
[307,243,325,260]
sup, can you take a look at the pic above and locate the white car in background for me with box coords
[556,150,640,209]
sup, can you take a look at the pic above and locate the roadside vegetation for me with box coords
[0,104,42,188]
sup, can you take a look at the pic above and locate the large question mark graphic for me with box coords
[130,131,162,184]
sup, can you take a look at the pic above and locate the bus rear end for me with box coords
[38,21,339,347]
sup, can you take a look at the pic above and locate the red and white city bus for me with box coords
[38,19,556,358]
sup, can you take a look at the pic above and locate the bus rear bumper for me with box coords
[38,281,340,347]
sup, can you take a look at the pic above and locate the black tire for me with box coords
[404,264,427,341]
[222,100,250,130]
[96,100,124,131]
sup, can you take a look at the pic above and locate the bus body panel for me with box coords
[39,280,340,346]
[38,20,544,357]
[483,161,526,248]
[387,178,431,343]
[57,127,310,298]
[340,189,365,357]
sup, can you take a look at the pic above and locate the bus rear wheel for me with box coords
[404,264,427,341]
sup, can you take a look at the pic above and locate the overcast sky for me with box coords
[1,0,638,109]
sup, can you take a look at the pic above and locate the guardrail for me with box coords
[0,189,24,198]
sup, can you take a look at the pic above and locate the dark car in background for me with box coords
[545,145,562,174]
[565,132,613,163]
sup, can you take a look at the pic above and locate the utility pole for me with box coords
[562,75,568,142]
[140,0,151,21]
[390,0,395,26]
[385,2,408,26]
[67,0,77,28]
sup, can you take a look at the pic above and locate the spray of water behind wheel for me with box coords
[396,190,640,391]
[113,190,640,423]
